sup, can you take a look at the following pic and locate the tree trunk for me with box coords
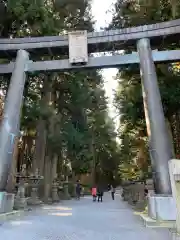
[43,154,52,203]
[18,136,26,172]
[51,154,58,184]
[32,119,47,175]
[32,75,51,176]
[136,139,148,170]
[91,138,96,186]
[171,0,178,18]
[51,154,59,201]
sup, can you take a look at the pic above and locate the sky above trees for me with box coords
[91,0,119,132]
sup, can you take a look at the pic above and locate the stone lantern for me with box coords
[14,164,29,210]
[27,169,43,205]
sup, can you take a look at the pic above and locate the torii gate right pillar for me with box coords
[137,38,173,195]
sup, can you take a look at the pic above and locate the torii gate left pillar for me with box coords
[0,50,28,213]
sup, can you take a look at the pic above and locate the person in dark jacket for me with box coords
[97,185,103,202]
[76,180,81,200]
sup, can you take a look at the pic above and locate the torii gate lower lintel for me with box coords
[0,19,178,196]
[0,49,180,74]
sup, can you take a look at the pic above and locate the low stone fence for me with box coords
[121,180,154,209]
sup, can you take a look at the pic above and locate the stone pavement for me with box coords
[0,191,172,240]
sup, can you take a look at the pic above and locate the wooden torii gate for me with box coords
[0,19,179,196]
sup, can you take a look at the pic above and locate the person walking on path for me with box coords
[111,185,116,200]
[91,186,97,202]
[76,180,81,200]
[97,185,103,202]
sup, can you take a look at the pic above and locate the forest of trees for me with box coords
[109,0,180,181]
[0,0,179,201]
[0,0,120,201]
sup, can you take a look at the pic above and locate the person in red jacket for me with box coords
[91,186,97,202]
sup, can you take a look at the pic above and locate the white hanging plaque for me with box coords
[68,30,88,64]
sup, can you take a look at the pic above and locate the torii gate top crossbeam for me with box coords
[0,19,180,58]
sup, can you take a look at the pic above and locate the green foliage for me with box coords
[119,163,142,181]
[1,0,120,185]
[57,70,119,182]
[110,0,180,180]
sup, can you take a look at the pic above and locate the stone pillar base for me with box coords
[135,200,146,210]
[0,192,15,213]
[42,197,52,204]
[52,192,59,202]
[27,187,42,206]
[63,184,71,200]
[71,184,77,198]
[62,192,71,200]
[14,197,27,209]
[148,194,176,220]
[52,183,60,202]
[27,197,42,206]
